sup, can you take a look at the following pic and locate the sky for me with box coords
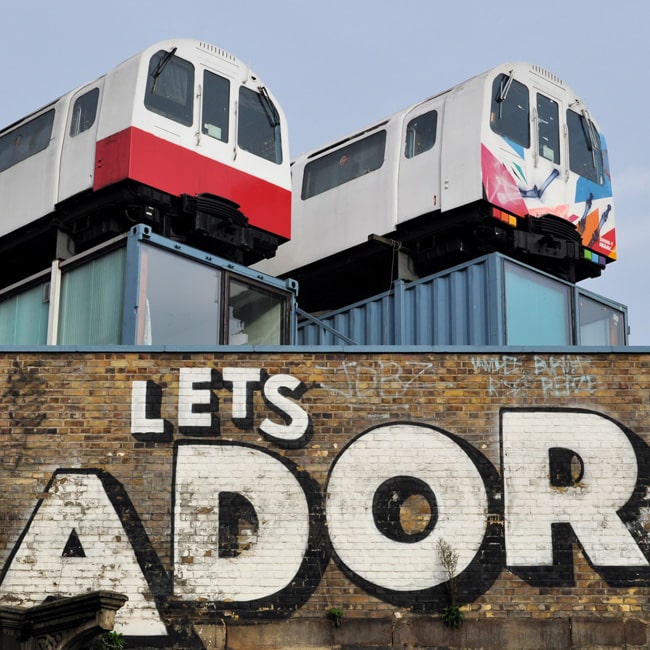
[1,0,648,343]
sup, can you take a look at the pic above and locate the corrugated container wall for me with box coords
[297,254,627,347]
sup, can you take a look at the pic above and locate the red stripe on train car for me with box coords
[94,127,291,240]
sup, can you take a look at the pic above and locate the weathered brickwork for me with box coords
[0,350,649,649]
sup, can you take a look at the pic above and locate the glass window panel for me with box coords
[0,109,55,173]
[567,109,604,184]
[302,130,387,199]
[505,262,571,345]
[202,70,230,142]
[490,74,530,148]
[144,50,194,126]
[537,94,559,163]
[237,86,282,163]
[58,247,125,345]
[138,245,221,345]
[70,88,99,136]
[579,295,625,346]
[0,284,49,345]
[405,110,437,159]
[227,278,286,345]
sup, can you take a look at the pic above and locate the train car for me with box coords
[0,38,290,286]
[256,62,615,312]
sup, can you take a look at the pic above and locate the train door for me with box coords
[486,70,566,218]
[528,77,567,216]
[397,104,442,224]
[195,64,235,176]
[58,81,104,202]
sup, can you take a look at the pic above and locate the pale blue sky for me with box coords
[1,0,648,343]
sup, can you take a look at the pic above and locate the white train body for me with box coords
[0,39,291,283]
[257,63,614,310]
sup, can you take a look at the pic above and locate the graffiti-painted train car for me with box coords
[257,63,614,312]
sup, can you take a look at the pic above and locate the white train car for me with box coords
[257,62,615,311]
[0,38,290,285]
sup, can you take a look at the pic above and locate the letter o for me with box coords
[326,423,488,592]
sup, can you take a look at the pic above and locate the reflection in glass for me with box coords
[579,295,625,346]
[138,246,221,345]
[227,279,284,345]
[505,261,571,345]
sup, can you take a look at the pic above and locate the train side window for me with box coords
[238,86,283,164]
[145,49,194,127]
[0,109,55,173]
[70,88,99,137]
[405,110,437,159]
[202,70,230,142]
[490,74,530,148]
[567,109,604,184]
[536,94,559,164]
[302,130,387,199]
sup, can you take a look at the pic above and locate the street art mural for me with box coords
[0,352,649,646]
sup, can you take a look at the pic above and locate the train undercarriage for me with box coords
[282,203,606,314]
[0,181,282,290]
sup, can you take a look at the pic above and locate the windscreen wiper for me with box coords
[258,86,280,128]
[495,70,514,118]
[151,47,177,93]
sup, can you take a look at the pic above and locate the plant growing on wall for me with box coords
[437,538,464,629]
[326,606,344,628]
[93,630,125,650]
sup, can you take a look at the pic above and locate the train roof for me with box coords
[294,62,587,162]
[0,38,263,136]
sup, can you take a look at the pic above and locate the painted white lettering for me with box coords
[173,443,310,601]
[260,374,310,443]
[502,410,648,567]
[222,367,261,421]
[0,472,166,636]
[178,367,215,430]
[131,380,165,435]
[326,423,488,591]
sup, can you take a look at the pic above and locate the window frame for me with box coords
[490,73,530,149]
[301,129,387,199]
[70,87,100,137]
[202,69,230,143]
[566,108,604,184]
[0,109,55,173]
[224,272,291,346]
[536,93,560,164]
[237,86,283,164]
[144,49,195,127]
[404,109,438,159]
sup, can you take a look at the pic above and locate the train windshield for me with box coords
[490,73,530,148]
[567,109,604,184]
[145,49,195,126]
[237,87,283,164]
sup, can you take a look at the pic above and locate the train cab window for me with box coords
[145,49,194,126]
[302,130,387,199]
[70,88,99,136]
[0,109,55,173]
[567,109,604,184]
[202,70,230,142]
[405,110,437,158]
[490,73,530,148]
[237,86,283,164]
[536,94,559,164]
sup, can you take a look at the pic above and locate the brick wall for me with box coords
[0,350,648,649]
